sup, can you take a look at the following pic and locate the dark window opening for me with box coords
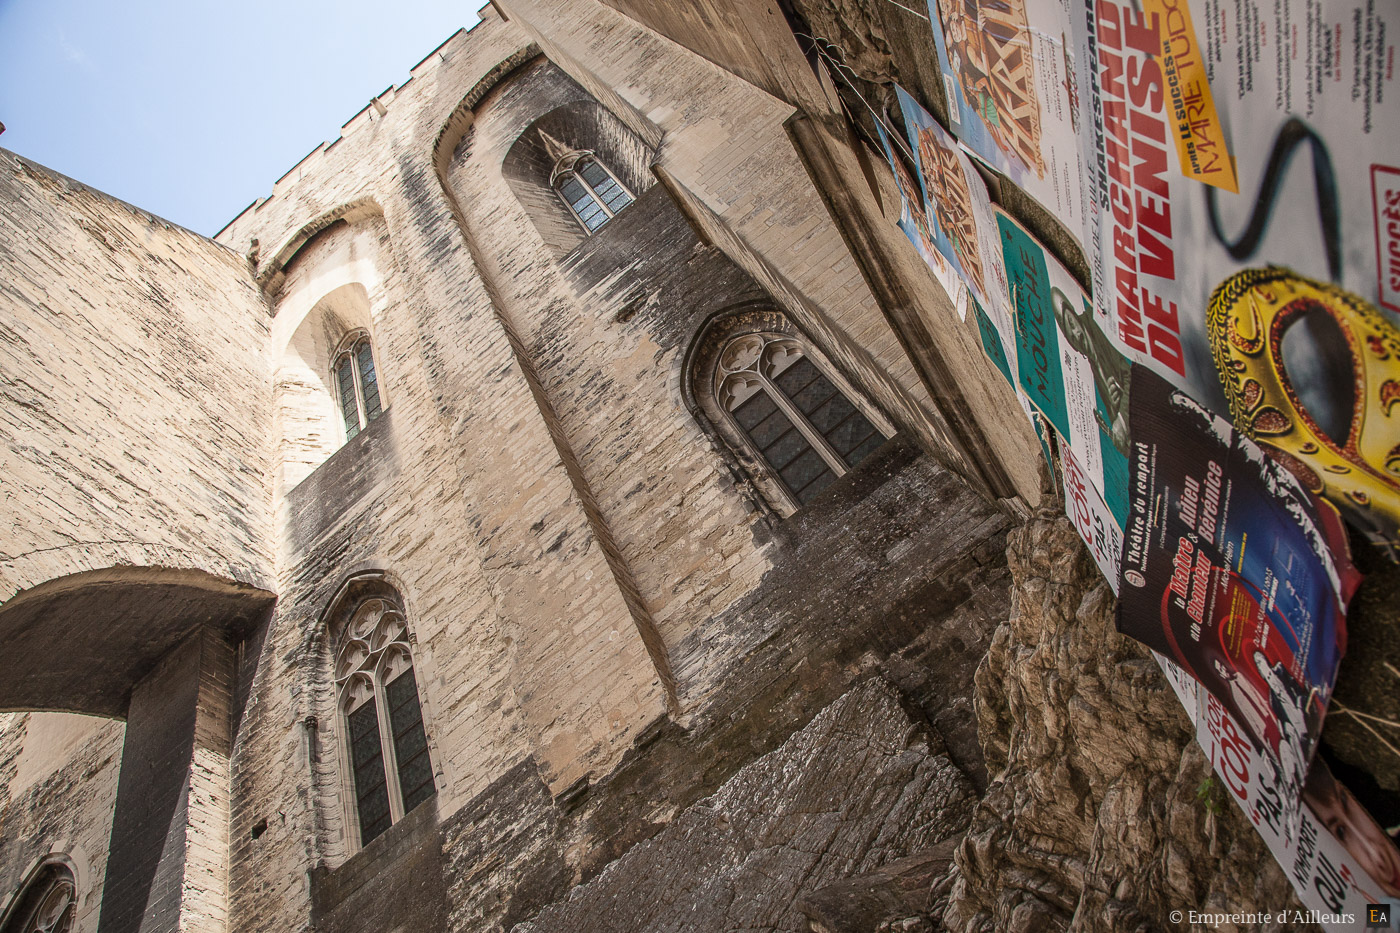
[716,333,890,508]
[333,335,385,441]
[335,598,435,849]
[554,155,633,234]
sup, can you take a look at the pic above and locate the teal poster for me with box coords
[999,213,1067,438]
[972,297,1013,390]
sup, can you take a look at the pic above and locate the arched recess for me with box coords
[500,95,657,255]
[0,566,274,718]
[685,307,897,517]
[427,49,683,760]
[431,44,542,179]
[255,198,384,296]
[268,205,397,495]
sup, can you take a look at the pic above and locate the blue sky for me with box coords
[0,0,481,236]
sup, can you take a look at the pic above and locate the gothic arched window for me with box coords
[552,152,633,233]
[332,332,384,441]
[714,332,887,507]
[334,597,434,847]
[0,862,75,933]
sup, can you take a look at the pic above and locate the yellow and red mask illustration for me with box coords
[1209,267,1400,554]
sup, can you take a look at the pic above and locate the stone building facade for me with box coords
[0,2,1342,932]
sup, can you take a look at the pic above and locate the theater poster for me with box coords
[998,209,1129,530]
[1119,366,1360,834]
[972,294,1015,389]
[897,87,1016,353]
[1199,687,1400,926]
[1083,0,1400,556]
[970,291,1045,441]
[1152,652,1400,927]
[1154,651,1199,720]
[874,118,967,317]
[1062,442,1123,593]
[924,0,1093,250]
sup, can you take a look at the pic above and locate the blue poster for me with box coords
[1118,366,1360,820]
[873,118,963,310]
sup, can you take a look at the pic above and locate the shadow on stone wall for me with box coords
[513,677,975,933]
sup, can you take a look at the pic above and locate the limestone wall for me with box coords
[515,677,976,933]
[206,8,1022,931]
[493,0,1047,505]
[442,56,775,707]
[0,713,125,933]
[214,14,670,932]
[0,152,274,604]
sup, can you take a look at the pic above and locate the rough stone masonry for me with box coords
[2,2,1385,933]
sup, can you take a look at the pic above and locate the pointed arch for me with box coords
[686,308,895,515]
[269,205,398,492]
[0,858,77,933]
[255,198,385,298]
[317,574,437,852]
[500,94,657,255]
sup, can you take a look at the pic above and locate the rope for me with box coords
[1330,699,1400,761]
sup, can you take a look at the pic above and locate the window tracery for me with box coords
[334,597,433,847]
[332,332,383,441]
[0,862,75,933]
[714,332,886,507]
[551,152,633,233]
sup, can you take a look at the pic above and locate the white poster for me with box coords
[926,0,1094,250]
[1062,442,1123,592]
[1153,654,1400,927]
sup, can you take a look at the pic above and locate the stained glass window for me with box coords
[554,155,633,234]
[332,334,384,441]
[1,863,75,933]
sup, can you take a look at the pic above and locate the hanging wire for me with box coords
[872,0,930,20]
[1330,699,1400,761]
[794,33,920,167]
[829,82,897,168]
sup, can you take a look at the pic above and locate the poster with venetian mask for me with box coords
[923,0,1094,252]
[1081,0,1400,557]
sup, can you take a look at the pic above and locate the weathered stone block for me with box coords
[514,677,975,933]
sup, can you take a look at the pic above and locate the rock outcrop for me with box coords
[946,510,1310,932]
[513,677,976,933]
[796,843,957,932]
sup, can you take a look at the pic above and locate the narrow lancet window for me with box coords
[332,333,384,441]
[553,153,633,233]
